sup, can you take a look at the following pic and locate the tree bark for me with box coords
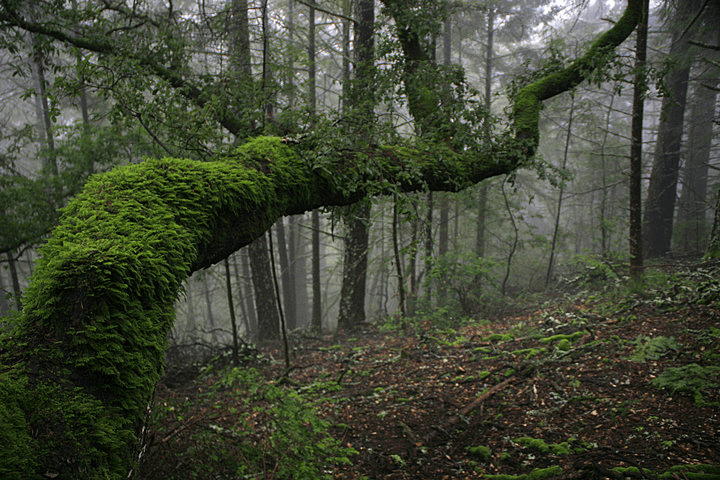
[629,0,649,280]
[249,233,280,340]
[642,0,699,258]
[546,90,575,287]
[275,218,296,329]
[707,188,720,258]
[338,201,371,330]
[675,63,719,255]
[337,0,375,331]
[311,210,322,330]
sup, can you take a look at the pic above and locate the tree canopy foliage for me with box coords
[0,0,642,477]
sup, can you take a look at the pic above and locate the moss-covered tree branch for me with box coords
[511,0,641,148]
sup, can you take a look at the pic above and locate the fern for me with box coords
[651,364,720,405]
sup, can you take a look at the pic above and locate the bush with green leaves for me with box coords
[425,250,499,315]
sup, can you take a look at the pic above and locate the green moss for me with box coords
[2,136,325,477]
[630,335,681,362]
[0,373,35,479]
[466,445,492,461]
[485,333,515,343]
[512,347,548,359]
[660,464,720,479]
[514,436,572,455]
[611,466,652,477]
[485,466,563,480]
[538,331,585,345]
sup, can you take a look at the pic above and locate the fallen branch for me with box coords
[423,368,530,446]
[459,377,515,417]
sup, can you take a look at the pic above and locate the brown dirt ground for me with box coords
[138,286,720,479]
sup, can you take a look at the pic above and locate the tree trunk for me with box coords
[275,218,296,329]
[289,215,309,328]
[642,1,697,258]
[675,65,719,255]
[249,233,280,340]
[707,188,720,258]
[629,0,649,279]
[32,36,58,176]
[240,247,257,339]
[311,210,322,330]
[424,192,433,308]
[437,193,449,305]
[337,0,375,330]
[0,259,10,315]
[202,271,217,343]
[338,201,371,330]
[546,90,575,287]
[5,251,22,311]
[224,258,240,364]
[393,198,406,316]
[475,5,494,279]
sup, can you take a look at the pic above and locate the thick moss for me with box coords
[3,137,320,478]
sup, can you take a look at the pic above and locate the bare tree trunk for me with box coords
[224,258,240,364]
[642,0,698,258]
[407,202,418,315]
[424,192,433,308]
[337,0,375,331]
[202,272,217,343]
[338,202,371,330]
[707,188,720,258]
[249,234,280,340]
[475,6,494,262]
[393,199,406,316]
[676,64,719,255]
[546,90,575,287]
[238,249,256,338]
[598,93,616,257]
[0,260,10,315]
[629,0,649,280]
[437,194,449,305]
[5,251,22,311]
[32,36,58,176]
[275,218,296,329]
[311,211,322,330]
[289,215,309,327]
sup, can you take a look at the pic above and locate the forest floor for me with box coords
[138,266,720,479]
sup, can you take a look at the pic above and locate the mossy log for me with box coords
[0,1,640,477]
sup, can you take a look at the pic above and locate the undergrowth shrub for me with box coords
[142,367,355,479]
[630,335,681,362]
[425,251,500,315]
[651,364,720,406]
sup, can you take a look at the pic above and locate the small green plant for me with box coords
[651,364,720,405]
[466,445,492,461]
[659,463,720,478]
[484,465,563,480]
[173,367,358,479]
[485,333,515,343]
[630,335,681,362]
[513,436,571,455]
